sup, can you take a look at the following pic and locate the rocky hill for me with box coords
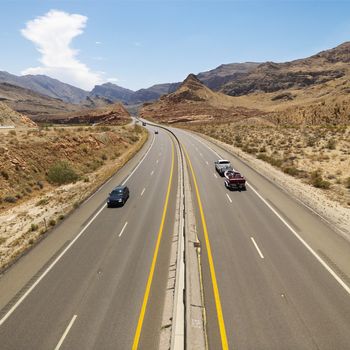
[0,71,88,104]
[221,42,350,96]
[140,74,263,124]
[0,83,81,119]
[0,102,36,128]
[197,62,260,91]
[90,82,180,105]
[32,103,131,125]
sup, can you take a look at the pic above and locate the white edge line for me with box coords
[186,131,350,295]
[83,134,155,204]
[214,173,218,178]
[0,135,156,327]
[122,135,155,185]
[0,204,105,327]
[251,237,264,259]
[54,315,77,350]
[226,193,232,203]
[248,182,350,294]
[150,170,154,176]
[141,188,146,196]
[118,222,128,237]
[206,161,209,165]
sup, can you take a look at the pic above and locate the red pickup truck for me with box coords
[224,170,246,191]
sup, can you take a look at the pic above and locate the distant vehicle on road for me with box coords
[107,185,129,207]
[155,130,158,134]
[215,159,233,176]
[142,122,146,126]
[224,170,246,191]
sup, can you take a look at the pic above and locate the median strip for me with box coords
[182,144,230,350]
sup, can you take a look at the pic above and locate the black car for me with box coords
[155,130,158,134]
[107,185,129,207]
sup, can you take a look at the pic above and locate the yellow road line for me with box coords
[183,145,229,350]
[132,141,175,350]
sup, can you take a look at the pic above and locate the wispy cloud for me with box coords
[21,10,104,90]
[107,77,119,83]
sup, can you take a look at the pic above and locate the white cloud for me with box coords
[21,10,104,90]
[95,41,102,45]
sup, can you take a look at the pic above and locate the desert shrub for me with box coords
[269,157,283,167]
[47,161,79,185]
[49,219,56,226]
[257,153,269,161]
[88,159,103,171]
[36,181,44,189]
[101,153,108,161]
[310,170,330,189]
[1,170,9,180]
[326,138,337,150]
[36,198,49,206]
[30,223,38,231]
[243,146,258,154]
[9,130,16,136]
[283,166,300,176]
[58,214,65,220]
[306,137,316,147]
[129,135,139,143]
[4,196,17,203]
[345,177,350,189]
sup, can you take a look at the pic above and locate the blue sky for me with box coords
[1,0,350,91]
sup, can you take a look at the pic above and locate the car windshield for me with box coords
[112,189,123,195]
[219,161,230,164]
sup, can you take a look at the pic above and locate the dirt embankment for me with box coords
[0,124,147,270]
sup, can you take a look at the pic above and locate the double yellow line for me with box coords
[132,139,229,350]
[132,141,175,350]
[183,145,229,350]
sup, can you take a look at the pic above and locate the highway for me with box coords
[0,120,350,350]
[0,125,178,349]
[172,127,350,350]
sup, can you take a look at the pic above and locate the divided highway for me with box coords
[172,127,350,350]
[0,125,178,349]
[1,120,350,350]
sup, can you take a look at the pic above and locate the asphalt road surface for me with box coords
[1,121,350,350]
[172,127,350,350]
[0,125,178,350]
